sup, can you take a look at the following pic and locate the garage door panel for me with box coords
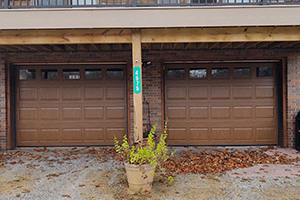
[189,107,208,119]
[211,86,230,99]
[168,128,187,140]
[233,106,252,118]
[84,107,104,120]
[84,128,104,141]
[255,106,275,118]
[16,64,127,146]
[233,128,253,140]
[255,86,274,99]
[166,87,186,100]
[256,127,276,141]
[19,129,38,142]
[40,108,60,120]
[19,108,38,120]
[211,128,231,140]
[189,128,209,141]
[106,107,125,119]
[233,86,253,99]
[165,62,278,145]
[40,88,60,101]
[167,107,186,119]
[19,88,38,101]
[84,87,104,100]
[62,108,82,120]
[188,86,208,100]
[40,129,60,142]
[62,88,82,100]
[105,87,125,100]
[211,107,231,119]
[106,128,125,141]
[62,129,82,142]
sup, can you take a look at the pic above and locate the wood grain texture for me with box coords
[132,29,143,143]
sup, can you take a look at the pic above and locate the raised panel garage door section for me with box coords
[165,62,278,145]
[16,64,127,146]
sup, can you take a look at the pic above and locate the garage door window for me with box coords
[63,69,80,80]
[19,69,36,80]
[167,69,185,79]
[85,69,102,79]
[211,68,229,78]
[234,67,251,78]
[256,67,273,77]
[189,68,206,79]
[41,69,58,80]
[106,69,123,79]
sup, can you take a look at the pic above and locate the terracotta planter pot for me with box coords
[124,162,155,193]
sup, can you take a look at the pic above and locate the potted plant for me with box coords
[114,124,171,193]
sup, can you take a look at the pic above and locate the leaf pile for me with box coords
[164,149,300,174]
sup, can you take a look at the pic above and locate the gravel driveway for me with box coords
[0,147,299,200]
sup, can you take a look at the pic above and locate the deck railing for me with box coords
[0,0,299,8]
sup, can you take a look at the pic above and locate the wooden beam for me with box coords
[292,43,300,48]
[77,44,88,51]
[91,44,101,50]
[27,45,41,51]
[0,29,132,45]
[184,43,191,50]
[208,43,219,50]
[1,27,300,46]
[50,44,65,51]
[141,27,300,43]
[118,44,124,50]
[281,41,300,48]
[1,46,18,51]
[172,43,177,50]
[10,45,31,51]
[196,43,205,49]
[268,42,286,49]
[232,42,246,49]
[38,45,53,52]
[65,44,76,51]
[256,42,272,49]
[132,29,143,143]
[245,42,261,49]
[220,42,232,49]
[160,43,164,51]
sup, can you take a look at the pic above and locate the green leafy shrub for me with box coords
[114,124,171,169]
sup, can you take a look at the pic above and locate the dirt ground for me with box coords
[0,147,300,200]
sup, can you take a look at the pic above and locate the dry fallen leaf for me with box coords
[164,149,296,175]
[62,194,71,198]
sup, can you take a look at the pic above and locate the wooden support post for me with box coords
[132,29,143,143]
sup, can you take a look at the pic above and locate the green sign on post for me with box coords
[133,67,141,94]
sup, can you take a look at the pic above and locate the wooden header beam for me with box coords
[141,27,300,43]
[0,27,300,45]
[0,29,132,45]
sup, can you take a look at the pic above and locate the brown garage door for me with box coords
[165,62,278,145]
[16,64,127,146]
